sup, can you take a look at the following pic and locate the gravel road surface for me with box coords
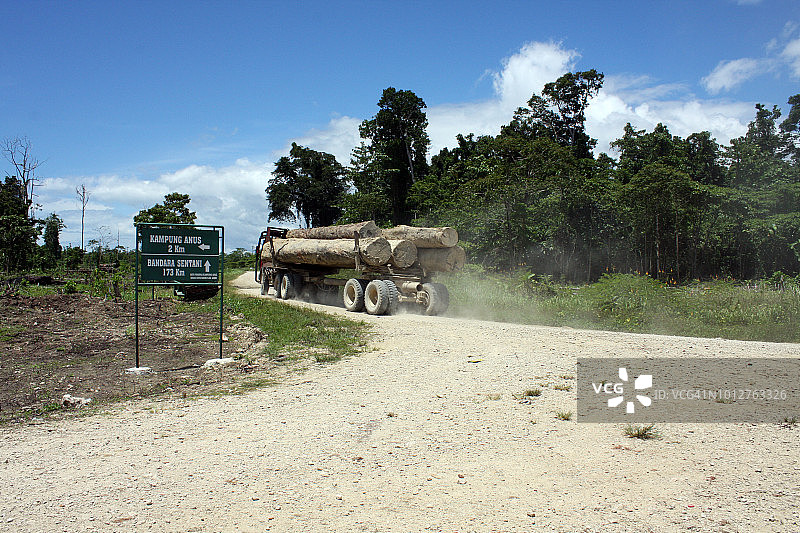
[1,272,798,532]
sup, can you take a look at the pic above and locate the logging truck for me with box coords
[254,222,465,316]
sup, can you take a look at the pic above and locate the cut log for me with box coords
[286,221,380,240]
[417,246,466,272]
[265,237,392,267]
[381,225,458,248]
[387,239,418,269]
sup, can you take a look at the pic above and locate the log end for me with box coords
[359,237,393,266]
[440,227,459,248]
[387,239,418,269]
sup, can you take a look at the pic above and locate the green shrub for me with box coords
[62,280,78,294]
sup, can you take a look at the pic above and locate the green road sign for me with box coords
[139,226,220,256]
[134,223,226,368]
[138,225,222,284]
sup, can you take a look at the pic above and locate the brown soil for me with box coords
[0,292,268,423]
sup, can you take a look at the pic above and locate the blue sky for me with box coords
[2,0,799,250]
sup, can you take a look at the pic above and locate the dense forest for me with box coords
[268,72,800,282]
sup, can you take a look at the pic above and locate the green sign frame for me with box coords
[138,225,222,284]
[133,223,225,368]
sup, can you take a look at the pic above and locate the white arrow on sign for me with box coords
[198,244,210,251]
[204,260,211,272]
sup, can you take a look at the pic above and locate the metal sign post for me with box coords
[134,223,225,369]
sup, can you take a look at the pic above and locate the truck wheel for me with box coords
[383,280,399,315]
[343,278,366,312]
[421,282,445,316]
[274,273,284,299]
[281,272,301,299]
[432,282,449,314]
[260,270,269,295]
[364,280,389,315]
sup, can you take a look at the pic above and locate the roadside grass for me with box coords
[223,293,368,362]
[178,269,369,363]
[438,267,800,343]
[623,423,661,440]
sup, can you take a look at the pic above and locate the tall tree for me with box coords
[0,176,40,271]
[780,93,800,164]
[267,143,346,227]
[338,142,392,224]
[503,69,604,158]
[726,103,793,188]
[358,87,430,225]
[134,193,197,224]
[42,213,65,268]
[686,131,725,186]
[76,184,90,250]
[611,123,687,180]
[2,137,41,219]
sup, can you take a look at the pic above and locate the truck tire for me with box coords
[421,282,445,316]
[364,279,389,315]
[383,280,399,315]
[260,270,269,295]
[343,278,366,312]
[432,282,449,314]
[274,272,284,299]
[282,272,302,299]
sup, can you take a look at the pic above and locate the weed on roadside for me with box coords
[624,423,661,440]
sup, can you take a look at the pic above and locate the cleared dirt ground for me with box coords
[0,291,277,424]
[1,272,798,532]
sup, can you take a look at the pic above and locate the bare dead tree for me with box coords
[76,184,90,250]
[2,137,42,218]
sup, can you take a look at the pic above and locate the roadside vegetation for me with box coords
[440,267,800,343]
[183,269,369,363]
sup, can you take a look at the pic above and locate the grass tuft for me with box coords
[623,423,661,440]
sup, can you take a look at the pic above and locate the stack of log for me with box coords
[264,221,466,272]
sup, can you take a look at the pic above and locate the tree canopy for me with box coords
[356,87,430,225]
[265,80,800,282]
[134,193,197,225]
[267,142,347,228]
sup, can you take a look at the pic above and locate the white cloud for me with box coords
[291,42,579,160]
[702,25,800,93]
[279,115,362,166]
[492,41,578,112]
[701,58,767,94]
[39,159,270,251]
[782,37,800,77]
[587,75,751,153]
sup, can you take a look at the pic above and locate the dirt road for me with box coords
[1,273,798,532]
